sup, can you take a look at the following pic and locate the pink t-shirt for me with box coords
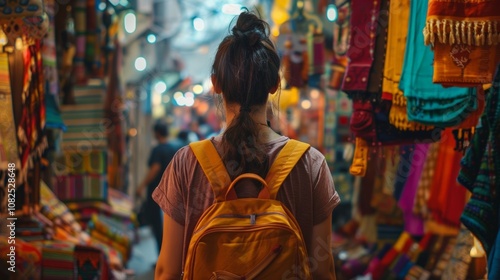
[152,135,340,257]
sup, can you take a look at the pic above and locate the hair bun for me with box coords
[231,11,269,47]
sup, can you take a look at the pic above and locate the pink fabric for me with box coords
[397,144,430,236]
[153,135,340,258]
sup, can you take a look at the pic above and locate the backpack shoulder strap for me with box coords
[189,139,231,203]
[265,139,310,199]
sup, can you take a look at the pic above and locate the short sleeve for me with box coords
[312,159,341,225]
[152,150,186,226]
[148,147,161,167]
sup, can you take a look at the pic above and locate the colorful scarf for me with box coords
[400,0,477,128]
[423,0,500,86]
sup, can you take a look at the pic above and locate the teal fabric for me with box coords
[45,91,66,131]
[399,0,476,127]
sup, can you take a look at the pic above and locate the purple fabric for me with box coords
[397,143,430,236]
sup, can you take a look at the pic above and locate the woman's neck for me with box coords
[224,103,268,127]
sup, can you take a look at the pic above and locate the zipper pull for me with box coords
[250,214,256,225]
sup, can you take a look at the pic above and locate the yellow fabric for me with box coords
[383,0,430,131]
[186,139,312,279]
[349,138,368,177]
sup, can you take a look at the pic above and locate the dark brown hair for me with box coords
[212,11,280,178]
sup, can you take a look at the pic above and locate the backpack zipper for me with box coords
[193,212,288,233]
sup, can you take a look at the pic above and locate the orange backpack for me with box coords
[184,139,312,279]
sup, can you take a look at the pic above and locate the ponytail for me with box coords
[211,11,279,178]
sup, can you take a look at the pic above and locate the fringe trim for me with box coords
[424,19,500,46]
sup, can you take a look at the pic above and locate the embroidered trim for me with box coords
[424,19,500,46]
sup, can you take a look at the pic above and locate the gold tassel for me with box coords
[456,21,461,44]
[443,20,448,44]
[488,22,493,45]
[436,20,442,43]
[468,22,472,45]
[424,21,430,46]
[450,22,455,45]
[430,20,436,45]
[461,21,466,45]
[474,22,480,46]
[481,21,486,45]
[494,21,498,45]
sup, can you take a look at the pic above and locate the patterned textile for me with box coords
[60,90,107,150]
[40,181,86,240]
[459,64,500,256]
[33,240,75,280]
[423,0,500,86]
[0,52,19,172]
[441,225,474,280]
[0,237,42,280]
[0,0,49,44]
[413,142,440,218]
[54,174,108,202]
[75,245,110,280]
[399,0,477,128]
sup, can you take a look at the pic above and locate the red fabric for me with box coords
[427,129,467,227]
[341,0,381,92]
[428,0,500,19]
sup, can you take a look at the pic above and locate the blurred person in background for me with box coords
[136,119,180,256]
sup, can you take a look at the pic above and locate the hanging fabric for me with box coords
[399,0,477,128]
[458,64,500,270]
[73,0,87,85]
[423,0,500,87]
[427,129,467,228]
[341,0,381,93]
[0,52,19,170]
[382,0,430,131]
[0,0,49,44]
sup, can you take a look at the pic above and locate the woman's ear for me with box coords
[269,77,281,94]
[211,75,222,94]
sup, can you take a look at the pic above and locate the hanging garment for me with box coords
[398,143,430,237]
[441,226,474,280]
[328,5,350,90]
[423,0,500,86]
[427,129,467,228]
[366,0,389,94]
[341,0,381,93]
[0,0,49,44]
[73,0,87,85]
[413,142,440,219]
[0,52,19,170]
[399,0,477,128]
[383,0,430,131]
[459,64,500,259]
